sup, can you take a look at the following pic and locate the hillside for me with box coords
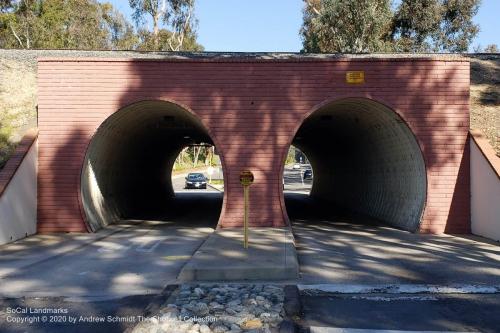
[470,54,500,155]
[0,50,498,168]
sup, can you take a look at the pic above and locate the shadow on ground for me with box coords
[286,193,500,285]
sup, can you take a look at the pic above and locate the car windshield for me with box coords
[187,173,205,180]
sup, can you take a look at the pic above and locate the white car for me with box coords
[292,163,301,170]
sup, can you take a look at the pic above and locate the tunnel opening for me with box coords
[284,98,427,232]
[81,100,224,231]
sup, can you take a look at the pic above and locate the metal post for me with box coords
[243,185,249,249]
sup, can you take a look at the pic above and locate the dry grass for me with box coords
[470,55,500,156]
[0,58,37,168]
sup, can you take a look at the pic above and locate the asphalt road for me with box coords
[302,293,500,333]
[171,173,221,193]
[283,165,313,193]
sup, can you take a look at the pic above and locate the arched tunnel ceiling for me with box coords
[291,98,427,232]
[81,100,214,231]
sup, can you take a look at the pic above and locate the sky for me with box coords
[108,0,499,52]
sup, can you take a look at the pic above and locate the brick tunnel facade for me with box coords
[37,55,470,234]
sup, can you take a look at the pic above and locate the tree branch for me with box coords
[9,24,24,48]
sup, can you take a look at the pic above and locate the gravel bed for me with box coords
[132,284,286,333]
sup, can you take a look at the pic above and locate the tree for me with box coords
[483,44,499,53]
[100,2,139,50]
[391,0,480,52]
[301,0,393,53]
[0,0,139,49]
[390,0,443,52]
[135,27,202,51]
[129,0,199,51]
[301,0,481,53]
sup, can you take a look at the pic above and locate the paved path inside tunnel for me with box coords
[285,193,500,285]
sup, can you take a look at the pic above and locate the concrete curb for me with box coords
[298,284,500,295]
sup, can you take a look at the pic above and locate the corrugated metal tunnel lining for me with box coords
[81,100,217,231]
[290,98,427,232]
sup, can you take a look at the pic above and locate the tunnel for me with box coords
[284,98,427,232]
[81,100,224,231]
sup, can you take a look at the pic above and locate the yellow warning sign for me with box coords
[239,170,254,186]
[346,71,365,84]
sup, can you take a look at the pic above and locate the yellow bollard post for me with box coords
[243,184,249,249]
[239,170,254,249]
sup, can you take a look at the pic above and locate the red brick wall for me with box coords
[37,57,470,233]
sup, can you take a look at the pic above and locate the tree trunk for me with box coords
[153,14,159,49]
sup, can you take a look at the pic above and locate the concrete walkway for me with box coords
[178,228,299,281]
[0,221,213,299]
[285,194,500,285]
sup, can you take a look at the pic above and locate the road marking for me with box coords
[344,295,438,301]
[310,328,476,333]
[97,244,132,253]
[299,284,500,294]
[163,255,192,261]
[135,240,162,253]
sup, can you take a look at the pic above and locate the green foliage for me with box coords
[136,28,202,51]
[391,0,480,52]
[483,44,499,53]
[129,0,200,51]
[301,0,481,53]
[285,147,296,165]
[0,0,202,50]
[301,0,393,53]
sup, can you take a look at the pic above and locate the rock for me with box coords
[161,311,179,321]
[243,298,257,306]
[194,287,205,297]
[227,299,241,307]
[178,322,194,332]
[241,318,263,330]
[210,302,224,310]
[211,323,229,333]
[199,324,211,333]
[192,302,210,316]
[218,315,240,325]
[180,308,193,319]
[190,323,201,333]
[230,323,241,332]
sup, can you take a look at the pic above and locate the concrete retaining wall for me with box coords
[0,130,38,245]
[470,130,500,241]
